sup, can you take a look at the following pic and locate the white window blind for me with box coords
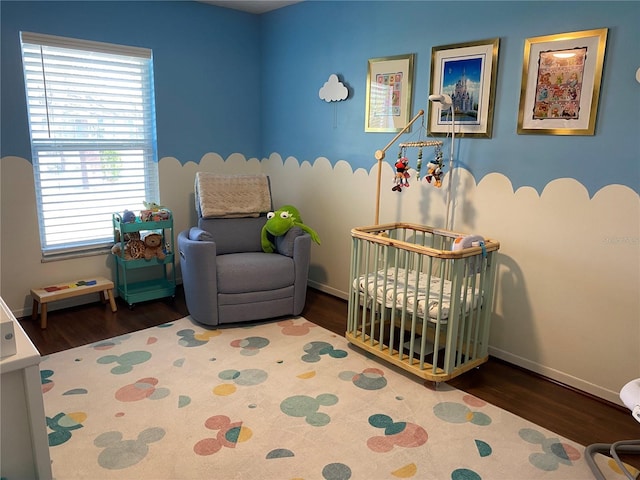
[20,32,159,258]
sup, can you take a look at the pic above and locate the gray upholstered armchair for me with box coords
[177,173,312,326]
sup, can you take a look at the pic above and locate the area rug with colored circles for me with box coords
[40,316,629,479]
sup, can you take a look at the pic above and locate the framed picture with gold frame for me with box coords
[517,28,608,135]
[427,38,500,138]
[365,54,415,133]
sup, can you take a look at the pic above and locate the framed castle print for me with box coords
[517,28,608,135]
[365,54,415,133]
[428,38,500,138]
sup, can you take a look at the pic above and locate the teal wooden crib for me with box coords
[347,223,500,383]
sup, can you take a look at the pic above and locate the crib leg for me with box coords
[423,380,440,391]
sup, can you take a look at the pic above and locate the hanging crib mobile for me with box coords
[393,140,444,192]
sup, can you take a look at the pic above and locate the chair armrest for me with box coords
[188,227,215,242]
[275,227,307,257]
[177,230,219,325]
[285,230,312,315]
[179,229,217,260]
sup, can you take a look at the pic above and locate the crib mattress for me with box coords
[354,268,481,324]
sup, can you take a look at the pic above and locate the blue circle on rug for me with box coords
[475,439,492,457]
[322,462,352,480]
[451,468,481,480]
[266,448,294,459]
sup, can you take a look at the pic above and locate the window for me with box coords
[20,32,159,259]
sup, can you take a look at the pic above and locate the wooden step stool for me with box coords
[30,277,117,329]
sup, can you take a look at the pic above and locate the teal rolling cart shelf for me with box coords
[112,210,176,308]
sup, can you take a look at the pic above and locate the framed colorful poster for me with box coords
[517,28,608,135]
[428,38,500,138]
[365,54,415,133]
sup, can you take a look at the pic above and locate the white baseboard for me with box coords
[307,280,348,300]
[488,346,623,407]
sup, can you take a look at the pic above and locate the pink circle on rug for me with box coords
[560,443,581,461]
[193,438,222,456]
[115,377,159,402]
[463,395,487,407]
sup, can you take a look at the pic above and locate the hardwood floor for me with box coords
[19,286,640,469]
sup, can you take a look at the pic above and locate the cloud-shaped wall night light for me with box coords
[319,74,348,102]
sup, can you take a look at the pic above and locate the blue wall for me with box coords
[1,0,262,162]
[2,1,639,196]
[261,1,640,196]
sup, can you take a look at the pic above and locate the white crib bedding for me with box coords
[354,268,482,324]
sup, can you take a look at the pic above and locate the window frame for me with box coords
[20,32,160,260]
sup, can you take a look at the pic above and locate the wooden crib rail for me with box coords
[351,222,500,259]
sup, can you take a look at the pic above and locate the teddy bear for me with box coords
[142,232,166,260]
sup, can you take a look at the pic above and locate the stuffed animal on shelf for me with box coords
[140,207,171,222]
[142,232,166,260]
[122,209,136,223]
[111,232,145,260]
[143,201,165,212]
[140,201,170,222]
[261,205,320,253]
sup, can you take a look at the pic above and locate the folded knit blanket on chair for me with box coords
[195,172,271,218]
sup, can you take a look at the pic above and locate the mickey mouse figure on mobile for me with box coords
[392,149,411,192]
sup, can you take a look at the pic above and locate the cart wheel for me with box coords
[128,303,135,310]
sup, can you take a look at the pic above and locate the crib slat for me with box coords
[442,258,464,373]
[368,242,380,344]
[478,250,497,357]
[347,236,359,334]
[455,263,470,367]
[355,236,369,342]
[418,253,434,370]
[430,258,447,374]
[464,270,479,361]
[405,252,422,362]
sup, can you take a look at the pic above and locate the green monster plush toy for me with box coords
[261,205,321,253]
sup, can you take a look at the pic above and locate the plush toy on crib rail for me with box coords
[261,205,321,253]
[452,234,486,274]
